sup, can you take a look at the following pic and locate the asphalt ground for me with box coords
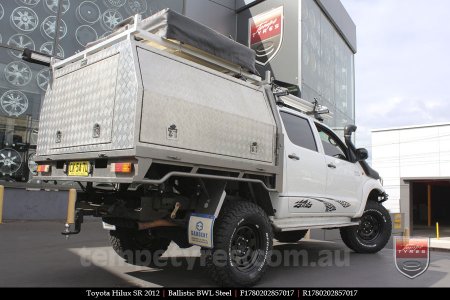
[0,220,449,287]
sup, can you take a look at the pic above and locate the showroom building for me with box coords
[0,0,356,191]
[372,123,450,236]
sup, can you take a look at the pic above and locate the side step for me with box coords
[272,217,360,232]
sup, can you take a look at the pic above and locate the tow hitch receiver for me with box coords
[62,210,83,237]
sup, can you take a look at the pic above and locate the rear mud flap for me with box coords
[188,213,215,248]
[187,179,227,248]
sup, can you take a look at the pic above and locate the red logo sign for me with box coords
[248,6,284,66]
[394,237,430,279]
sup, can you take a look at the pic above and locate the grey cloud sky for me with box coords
[341,0,450,150]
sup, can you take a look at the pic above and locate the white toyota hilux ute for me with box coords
[26,10,391,287]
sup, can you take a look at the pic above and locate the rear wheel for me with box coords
[109,228,171,267]
[204,201,273,287]
[340,201,392,253]
[274,230,308,243]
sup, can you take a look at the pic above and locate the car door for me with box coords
[280,110,328,215]
[314,123,364,214]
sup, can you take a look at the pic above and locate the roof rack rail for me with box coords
[276,93,333,121]
[134,30,262,85]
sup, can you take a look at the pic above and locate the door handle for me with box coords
[328,163,337,169]
[288,154,300,161]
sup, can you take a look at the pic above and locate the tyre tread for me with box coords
[204,200,272,286]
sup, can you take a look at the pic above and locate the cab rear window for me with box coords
[280,112,318,152]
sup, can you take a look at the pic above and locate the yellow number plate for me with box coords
[68,162,90,177]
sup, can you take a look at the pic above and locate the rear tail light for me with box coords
[37,165,51,173]
[111,163,133,174]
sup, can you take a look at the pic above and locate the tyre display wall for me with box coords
[0,0,183,182]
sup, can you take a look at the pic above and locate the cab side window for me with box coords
[316,124,348,161]
[280,112,318,152]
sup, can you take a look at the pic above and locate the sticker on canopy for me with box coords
[248,6,284,66]
[188,213,215,249]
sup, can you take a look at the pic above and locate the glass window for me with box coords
[333,109,352,139]
[315,123,348,161]
[335,36,354,119]
[301,0,355,128]
[0,0,56,182]
[280,112,317,152]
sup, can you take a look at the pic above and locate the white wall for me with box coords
[372,124,450,213]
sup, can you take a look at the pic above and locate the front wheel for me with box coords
[340,201,392,253]
[204,201,273,287]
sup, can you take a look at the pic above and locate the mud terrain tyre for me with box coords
[340,201,392,253]
[204,201,273,287]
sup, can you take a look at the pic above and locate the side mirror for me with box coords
[356,148,369,161]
